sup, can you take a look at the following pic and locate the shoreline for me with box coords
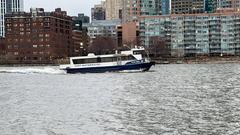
[154,56,240,64]
[1,57,240,66]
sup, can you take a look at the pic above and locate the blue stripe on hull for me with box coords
[65,62,155,74]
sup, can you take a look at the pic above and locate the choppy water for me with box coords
[0,64,240,135]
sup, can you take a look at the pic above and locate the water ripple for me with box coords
[0,64,240,135]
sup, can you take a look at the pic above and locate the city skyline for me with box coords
[24,0,101,16]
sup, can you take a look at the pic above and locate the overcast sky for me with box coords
[24,0,101,16]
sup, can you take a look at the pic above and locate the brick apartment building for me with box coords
[72,30,89,56]
[117,22,140,47]
[4,8,73,64]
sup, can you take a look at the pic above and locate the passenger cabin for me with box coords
[70,54,136,65]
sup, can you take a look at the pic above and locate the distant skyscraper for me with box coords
[140,0,162,15]
[205,0,239,13]
[91,1,106,21]
[123,0,141,22]
[171,0,205,14]
[72,13,90,31]
[0,0,23,37]
[105,0,123,20]
[205,0,218,13]
[162,0,171,15]
[122,0,164,22]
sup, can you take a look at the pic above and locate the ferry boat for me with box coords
[60,47,155,74]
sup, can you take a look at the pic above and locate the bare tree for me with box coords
[121,36,142,51]
[88,36,118,55]
[147,36,170,58]
[0,38,6,63]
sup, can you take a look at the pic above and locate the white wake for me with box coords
[0,67,66,74]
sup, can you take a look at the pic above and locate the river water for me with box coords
[0,64,240,135]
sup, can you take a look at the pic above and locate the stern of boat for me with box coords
[59,64,72,70]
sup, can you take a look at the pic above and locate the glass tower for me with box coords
[162,0,171,15]
[0,0,23,37]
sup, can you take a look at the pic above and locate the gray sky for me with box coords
[24,0,101,16]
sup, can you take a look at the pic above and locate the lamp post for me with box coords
[146,22,150,48]
[80,42,83,48]
[80,42,84,55]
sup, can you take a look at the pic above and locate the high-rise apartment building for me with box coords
[140,0,162,15]
[221,0,240,9]
[91,1,106,21]
[218,0,232,8]
[232,0,240,9]
[105,0,123,20]
[123,0,141,21]
[86,19,121,39]
[123,0,166,22]
[205,0,218,13]
[205,0,240,13]
[0,0,24,37]
[171,0,205,14]
[139,9,240,56]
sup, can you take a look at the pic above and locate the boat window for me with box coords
[133,50,147,58]
[133,51,142,55]
[86,58,98,63]
[97,57,101,62]
[121,55,136,61]
[73,59,85,64]
[101,57,117,62]
[73,58,98,64]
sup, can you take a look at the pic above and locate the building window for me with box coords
[45,34,50,37]
[39,34,44,37]
[14,52,19,55]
